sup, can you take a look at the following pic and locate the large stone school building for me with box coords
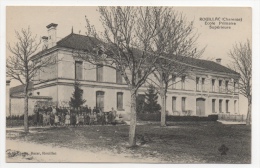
[8,23,240,117]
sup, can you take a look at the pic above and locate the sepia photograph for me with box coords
[4,5,253,164]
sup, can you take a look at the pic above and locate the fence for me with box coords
[218,113,246,122]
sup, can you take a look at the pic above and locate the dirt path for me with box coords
[6,139,160,163]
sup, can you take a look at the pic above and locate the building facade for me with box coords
[9,23,240,117]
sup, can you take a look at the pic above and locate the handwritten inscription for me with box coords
[199,17,242,30]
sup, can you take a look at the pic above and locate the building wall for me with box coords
[31,49,240,117]
[9,98,51,116]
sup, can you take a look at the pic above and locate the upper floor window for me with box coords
[75,61,83,80]
[137,70,142,82]
[172,75,176,89]
[212,79,215,92]
[181,76,185,90]
[234,81,238,93]
[196,77,200,91]
[225,81,229,92]
[116,69,123,84]
[219,80,222,92]
[96,64,103,82]
[201,78,205,91]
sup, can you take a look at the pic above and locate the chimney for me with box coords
[216,58,221,64]
[46,23,58,48]
[42,36,48,50]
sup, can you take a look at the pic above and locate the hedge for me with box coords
[137,113,218,122]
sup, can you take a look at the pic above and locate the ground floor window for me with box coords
[219,99,222,113]
[182,97,186,111]
[172,97,177,111]
[96,91,104,112]
[234,100,237,114]
[212,99,216,113]
[226,100,229,113]
[117,92,123,110]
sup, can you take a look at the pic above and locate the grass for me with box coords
[6,121,251,163]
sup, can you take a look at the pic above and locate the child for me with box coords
[65,112,70,126]
[79,113,84,126]
[50,112,55,127]
[42,112,47,127]
[76,113,80,126]
[54,113,59,126]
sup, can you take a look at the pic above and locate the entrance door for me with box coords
[96,91,104,112]
[196,98,205,116]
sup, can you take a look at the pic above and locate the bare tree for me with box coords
[229,39,251,125]
[73,7,179,147]
[145,10,205,126]
[6,27,56,133]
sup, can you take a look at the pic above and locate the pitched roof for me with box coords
[57,33,101,51]
[9,82,33,96]
[54,33,239,75]
[173,56,239,75]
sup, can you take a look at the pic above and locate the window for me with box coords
[116,69,123,84]
[202,78,205,91]
[181,76,185,89]
[219,99,222,113]
[212,99,216,113]
[117,92,123,110]
[226,100,229,113]
[219,80,222,92]
[96,64,103,82]
[172,97,177,111]
[212,79,215,92]
[234,81,237,93]
[75,61,83,80]
[182,97,186,111]
[196,77,200,91]
[234,100,237,114]
[96,91,105,112]
[225,81,229,92]
[172,75,176,89]
[136,94,145,113]
[137,70,142,81]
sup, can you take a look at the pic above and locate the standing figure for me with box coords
[46,112,50,126]
[54,113,59,126]
[111,107,117,125]
[50,112,55,126]
[76,113,80,126]
[42,112,47,126]
[61,113,65,126]
[33,105,39,126]
[65,112,70,126]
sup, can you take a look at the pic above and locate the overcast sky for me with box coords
[5,6,252,115]
[6,6,251,88]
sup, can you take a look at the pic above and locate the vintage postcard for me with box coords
[5,6,253,164]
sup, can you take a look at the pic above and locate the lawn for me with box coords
[6,121,251,163]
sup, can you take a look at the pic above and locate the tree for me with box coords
[69,81,86,110]
[145,10,205,126]
[6,27,56,133]
[75,7,176,146]
[229,39,251,125]
[143,84,161,113]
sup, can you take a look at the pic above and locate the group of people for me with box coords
[33,105,120,127]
